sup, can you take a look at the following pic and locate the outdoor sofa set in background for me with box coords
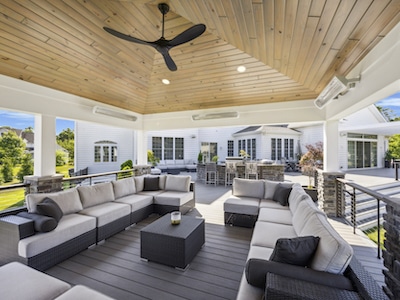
[224,178,388,300]
[0,174,195,271]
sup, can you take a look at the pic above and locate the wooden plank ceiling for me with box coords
[0,0,399,115]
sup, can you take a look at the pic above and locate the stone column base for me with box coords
[24,174,64,195]
[316,169,345,217]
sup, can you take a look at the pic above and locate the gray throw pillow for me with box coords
[36,197,63,222]
[273,184,292,206]
[17,211,58,232]
[270,236,320,267]
[143,176,160,191]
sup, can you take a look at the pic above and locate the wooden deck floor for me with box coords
[44,179,387,299]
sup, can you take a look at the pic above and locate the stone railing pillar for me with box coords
[382,197,400,299]
[316,169,345,217]
[24,174,64,195]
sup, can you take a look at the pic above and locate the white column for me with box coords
[135,129,148,165]
[323,120,340,172]
[34,114,56,176]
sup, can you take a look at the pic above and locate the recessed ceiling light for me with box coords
[162,79,170,85]
[237,66,246,73]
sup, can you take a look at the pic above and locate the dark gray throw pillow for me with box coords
[269,236,320,267]
[143,176,160,191]
[273,183,292,206]
[36,197,63,222]
[17,211,58,232]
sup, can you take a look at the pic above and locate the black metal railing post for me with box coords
[377,197,381,259]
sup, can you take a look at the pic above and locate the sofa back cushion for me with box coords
[78,182,115,208]
[112,177,136,199]
[233,178,264,199]
[288,184,309,214]
[264,181,294,200]
[165,175,191,192]
[299,212,353,274]
[26,188,83,215]
[292,199,326,234]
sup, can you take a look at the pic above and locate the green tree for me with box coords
[0,130,26,166]
[388,134,400,159]
[56,128,74,164]
[56,150,68,166]
[147,150,160,166]
[1,158,14,182]
[17,153,33,181]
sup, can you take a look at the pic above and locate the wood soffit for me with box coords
[0,0,399,115]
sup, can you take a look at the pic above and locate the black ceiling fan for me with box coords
[103,3,206,71]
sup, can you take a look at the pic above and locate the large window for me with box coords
[94,141,117,163]
[238,138,256,159]
[152,137,185,160]
[272,138,294,161]
[227,140,234,157]
[347,133,377,169]
[201,142,217,162]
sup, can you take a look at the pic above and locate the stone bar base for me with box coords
[383,197,400,299]
[24,174,64,195]
[316,169,345,217]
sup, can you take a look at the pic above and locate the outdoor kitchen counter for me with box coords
[196,163,285,183]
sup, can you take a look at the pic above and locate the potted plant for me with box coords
[197,151,203,163]
[385,150,392,168]
[211,155,219,163]
[147,150,160,167]
[299,142,323,201]
[239,149,250,160]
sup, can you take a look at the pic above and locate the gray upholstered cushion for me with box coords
[0,262,71,300]
[78,202,130,227]
[224,196,260,215]
[78,182,115,208]
[165,175,191,192]
[299,212,353,274]
[112,177,136,199]
[17,212,58,232]
[55,285,115,300]
[154,191,193,206]
[288,184,310,214]
[115,194,154,212]
[263,180,280,199]
[251,221,297,248]
[18,214,96,258]
[233,178,264,199]
[134,176,145,192]
[257,207,292,225]
[292,198,325,234]
[26,188,83,215]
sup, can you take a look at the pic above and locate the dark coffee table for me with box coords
[140,214,205,269]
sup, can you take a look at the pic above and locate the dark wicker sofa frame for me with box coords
[0,182,195,271]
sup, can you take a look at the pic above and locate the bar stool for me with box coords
[225,160,238,186]
[245,161,258,179]
[205,163,218,185]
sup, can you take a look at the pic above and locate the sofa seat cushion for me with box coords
[78,182,115,208]
[138,190,164,197]
[223,196,260,215]
[259,199,290,210]
[233,178,264,199]
[55,285,115,300]
[115,194,154,211]
[0,262,71,300]
[154,191,194,206]
[26,188,83,215]
[18,214,96,258]
[257,207,292,225]
[299,212,353,274]
[112,177,136,199]
[251,221,297,248]
[78,202,130,227]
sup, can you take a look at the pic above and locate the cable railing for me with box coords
[336,178,387,259]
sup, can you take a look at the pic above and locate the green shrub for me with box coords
[1,159,14,182]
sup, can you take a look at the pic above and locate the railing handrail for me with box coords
[336,177,392,259]
[62,167,141,183]
[0,182,30,191]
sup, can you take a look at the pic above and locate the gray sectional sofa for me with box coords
[1,261,114,300]
[0,174,194,271]
[224,178,387,300]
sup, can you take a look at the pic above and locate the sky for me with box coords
[0,110,74,134]
[1,91,399,132]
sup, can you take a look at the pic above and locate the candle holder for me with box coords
[171,211,181,225]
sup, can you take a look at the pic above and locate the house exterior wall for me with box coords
[75,121,135,174]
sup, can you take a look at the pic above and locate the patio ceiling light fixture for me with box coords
[192,111,238,121]
[314,76,360,109]
[93,106,137,121]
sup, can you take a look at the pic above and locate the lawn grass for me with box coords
[365,226,385,250]
[0,164,72,211]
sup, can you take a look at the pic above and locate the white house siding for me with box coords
[292,124,324,155]
[75,121,135,174]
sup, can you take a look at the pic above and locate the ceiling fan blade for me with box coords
[160,51,177,71]
[103,27,151,46]
[168,24,206,47]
